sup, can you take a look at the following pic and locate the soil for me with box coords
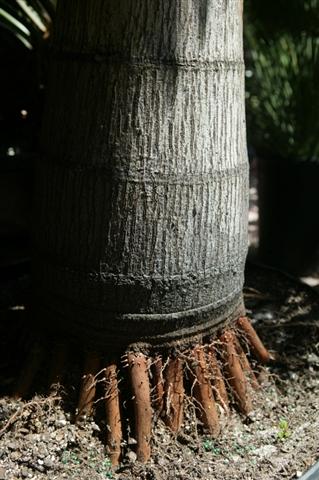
[0,261,319,480]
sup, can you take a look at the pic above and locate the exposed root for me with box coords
[190,346,220,437]
[104,362,122,466]
[207,347,229,414]
[10,317,271,465]
[76,352,100,420]
[152,355,164,415]
[163,357,184,432]
[127,353,152,463]
[233,335,260,390]
[237,316,271,363]
[220,330,253,415]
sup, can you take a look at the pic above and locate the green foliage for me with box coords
[277,418,291,441]
[203,438,254,457]
[61,450,81,465]
[245,0,319,161]
[61,450,114,478]
[245,0,319,38]
[203,438,221,455]
[95,458,114,479]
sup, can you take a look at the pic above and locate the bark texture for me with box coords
[34,0,248,349]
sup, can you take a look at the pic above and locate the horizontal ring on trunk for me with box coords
[34,291,244,350]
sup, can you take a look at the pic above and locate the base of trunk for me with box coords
[11,316,271,466]
[34,291,245,351]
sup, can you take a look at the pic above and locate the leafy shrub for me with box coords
[245,1,319,161]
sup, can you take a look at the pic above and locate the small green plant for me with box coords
[97,458,113,479]
[233,441,255,455]
[61,450,113,478]
[87,452,113,479]
[277,418,291,441]
[61,450,81,465]
[203,438,221,455]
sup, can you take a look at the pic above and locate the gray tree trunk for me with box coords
[34,0,248,350]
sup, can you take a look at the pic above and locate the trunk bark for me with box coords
[34,0,248,350]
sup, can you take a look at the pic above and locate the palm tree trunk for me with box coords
[27,1,272,463]
[34,0,248,350]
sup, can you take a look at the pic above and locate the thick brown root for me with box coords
[127,353,152,463]
[220,330,253,415]
[163,357,184,432]
[237,316,271,364]
[104,362,122,466]
[10,317,271,464]
[76,352,100,420]
[207,347,229,414]
[190,346,220,436]
[152,355,164,414]
[233,335,259,390]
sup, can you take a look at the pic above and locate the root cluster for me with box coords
[12,316,271,466]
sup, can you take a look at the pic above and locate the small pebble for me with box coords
[10,452,20,461]
[91,423,100,432]
[21,468,29,478]
[55,419,67,428]
[43,457,54,468]
[127,451,137,463]
[127,437,137,445]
